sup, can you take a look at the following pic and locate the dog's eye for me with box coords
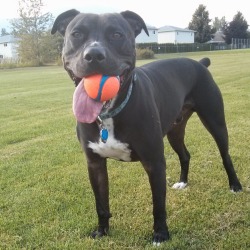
[112,32,123,40]
[72,31,83,39]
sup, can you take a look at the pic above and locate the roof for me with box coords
[146,24,158,30]
[0,34,17,44]
[207,30,225,43]
[158,26,195,33]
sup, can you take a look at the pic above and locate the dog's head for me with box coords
[51,9,148,84]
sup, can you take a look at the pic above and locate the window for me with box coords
[4,43,7,47]
[0,55,3,59]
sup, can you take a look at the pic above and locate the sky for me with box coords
[1,0,250,31]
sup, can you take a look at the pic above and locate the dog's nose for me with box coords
[83,47,106,63]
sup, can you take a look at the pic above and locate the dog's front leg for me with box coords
[142,158,170,243]
[87,157,111,238]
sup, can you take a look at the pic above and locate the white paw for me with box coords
[153,241,161,247]
[230,189,238,193]
[172,182,187,189]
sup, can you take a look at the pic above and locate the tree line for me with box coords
[1,0,63,66]
[188,4,249,44]
[1,0,249,66]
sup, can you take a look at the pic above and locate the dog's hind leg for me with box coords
[194,84,242,192]
[197,114,242,192]
[167,110,193,189]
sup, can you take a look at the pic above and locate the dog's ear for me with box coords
[51,9,80,36]
[120,10,149,37]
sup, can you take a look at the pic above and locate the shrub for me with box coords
[0,58,19,69]
[136,48,154,60]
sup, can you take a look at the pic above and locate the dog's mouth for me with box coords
[72,68,131,124]
[67,70,129,89]
[73,79,103,123]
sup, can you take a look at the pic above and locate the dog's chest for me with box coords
[88,118,132,161]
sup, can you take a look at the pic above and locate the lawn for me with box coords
[0,50,250,249]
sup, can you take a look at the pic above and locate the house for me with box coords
[207,30,226,49]
[210,30,226,41]
[136,25,158,43]
[157,26,195,44]
[0,35,18,60]
[207,30,225,44]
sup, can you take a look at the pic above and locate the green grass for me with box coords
[1,50,250,249]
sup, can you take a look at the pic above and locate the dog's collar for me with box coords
[97,74,136,143]
[98,73,136,121]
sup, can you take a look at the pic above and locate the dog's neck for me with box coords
[98,72,136,121]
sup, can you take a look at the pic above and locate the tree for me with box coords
[212,17,227,31]
[39,30,64,64]
[223,12,249,44]
[188,4,215,43]
[10,0,55,65]
[1,28,10,36]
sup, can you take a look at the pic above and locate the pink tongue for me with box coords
[73,79,103,123]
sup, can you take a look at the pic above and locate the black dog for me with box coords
[51,9,242,243]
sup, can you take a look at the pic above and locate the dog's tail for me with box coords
[199,57,211,68]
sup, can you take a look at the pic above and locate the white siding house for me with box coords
[136,25,158,43]
[157,26,195,44]
[0,35,18,60]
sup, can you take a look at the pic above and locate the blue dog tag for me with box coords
[100,128,108,143]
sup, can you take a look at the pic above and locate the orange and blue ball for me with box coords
[84,74,120,102]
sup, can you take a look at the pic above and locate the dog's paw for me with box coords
[152,231,170,245]
[230,183,243,193]
[153,241,161,247]
[91,228,108,238]
[172,182,187,189]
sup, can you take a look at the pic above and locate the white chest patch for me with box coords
[88,118,132,162]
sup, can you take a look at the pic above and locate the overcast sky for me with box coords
[1,0,250,30]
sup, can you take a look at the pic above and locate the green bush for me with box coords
[0,58,19,69]
[56,56,63,66]
[136,48,154,59]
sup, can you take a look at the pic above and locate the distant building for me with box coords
[136,24,158,43]
[0,35,18,60]
[207,30,226,49]
[136,25,195,44]
[157,26,195,44]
